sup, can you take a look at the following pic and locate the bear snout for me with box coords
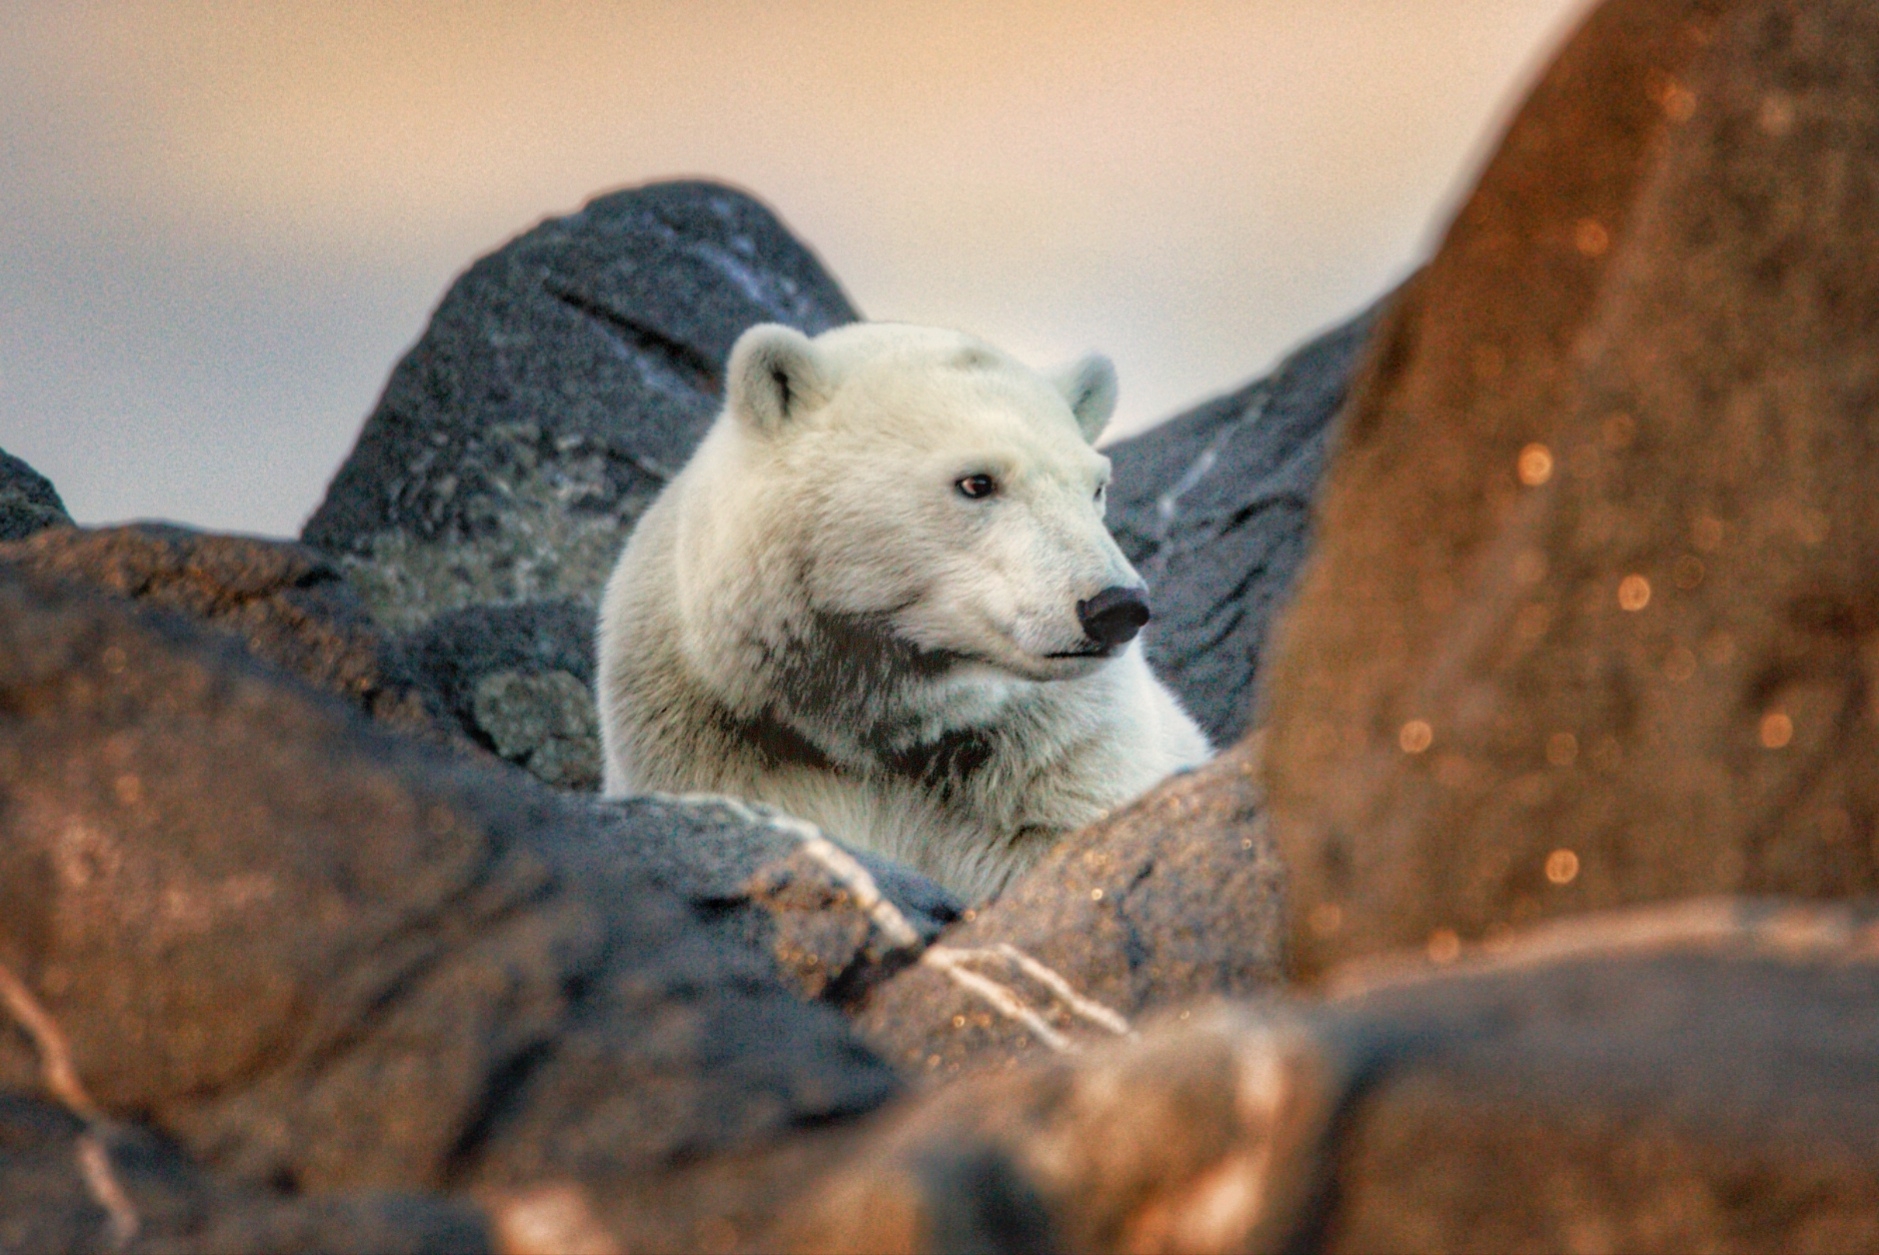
[1076,584,1151,650]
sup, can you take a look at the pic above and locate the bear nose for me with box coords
[1077,585,1151,650]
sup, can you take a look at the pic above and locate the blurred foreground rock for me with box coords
[0,567,906,1250]
[1261,0,1879,976]
[0,447,73,542]
[801,898,1879,1253]
[301,180,857,633]
[1106,306,1380,745]
[0,523,456,745]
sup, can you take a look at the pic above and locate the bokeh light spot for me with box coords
[1544,848,1580,884]
[1516,443,1554,486]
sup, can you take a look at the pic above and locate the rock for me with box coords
[1305,899,1879,1253]
[851,746,1282,1079]
[0,523,455,744]
[0,1093,491,1254]
[472,670,599,789]
[799,898,1879,1253]
[789,1004,1333,1255]
[0,448,73,542]
[302,181,858,632]
[1106,304,1383,745]
[557,794,962,1009]
[0,565,909,1250]
[401,597,602,789]
[1259,0,1879,976]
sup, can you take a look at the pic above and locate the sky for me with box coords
[1,1,1592,539]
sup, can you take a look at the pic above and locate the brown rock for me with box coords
[1259,0,1879,976]
[850,746,1284,1079]
[0,523,454,743]
[794,898,1879,1253]
[0,566,902,1250]
[788,1005,1336,1255]
[1308,899,1879,1254]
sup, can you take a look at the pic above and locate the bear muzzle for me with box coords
[1071,584,1151,653]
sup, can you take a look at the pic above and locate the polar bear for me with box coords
[595,321,1210,900]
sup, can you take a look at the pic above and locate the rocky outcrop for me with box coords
[1106,305,1381,746]
[1260,0,1879,977]
[301,181,857,634]
[0,448,73,542]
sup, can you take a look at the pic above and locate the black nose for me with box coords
[1076,585,1151,650]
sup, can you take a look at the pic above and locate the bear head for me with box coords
[672,321,1149,753]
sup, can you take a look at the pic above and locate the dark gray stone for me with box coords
[1105,303,1381,746]
[301,181,858,631]
[402,597,602,787]
[0,448,72,542]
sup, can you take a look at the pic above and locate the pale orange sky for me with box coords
[1,1,1591,536]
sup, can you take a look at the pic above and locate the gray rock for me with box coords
[1105,303,1381,747]
[401,597,603,789]
[301,181,858,631]
[472,669,600,789]
[0,448,72,542]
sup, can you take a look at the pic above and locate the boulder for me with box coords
[796,899,1879,1253]
[1259,0,1879,975]
[301,181,858,633]
[0,448,73,542]
[851,746,1283,1080]
[1106,304,1382,746]
[0,565,916,1250]
[0,523,455,745]
[1303,899,1879,1253]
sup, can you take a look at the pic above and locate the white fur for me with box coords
[596,321,1211,900]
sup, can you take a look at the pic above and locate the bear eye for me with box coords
[1094,483,1107,504]
[955,473,998,500]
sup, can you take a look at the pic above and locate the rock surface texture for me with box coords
[401,598,603,787]
[1260,0,1879,977]
[1106,306,1380,745]
[804,901,1879,1253]
[301,180,857,632]
[851,748,1284,1079]
[0,447,73,542]
[0,523,455,744]
[0,568,906,1251]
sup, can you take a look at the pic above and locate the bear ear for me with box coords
[1051,353,1118,444]
[727,323,829,435]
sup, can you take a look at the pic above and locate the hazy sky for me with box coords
[1,1,1590,538]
